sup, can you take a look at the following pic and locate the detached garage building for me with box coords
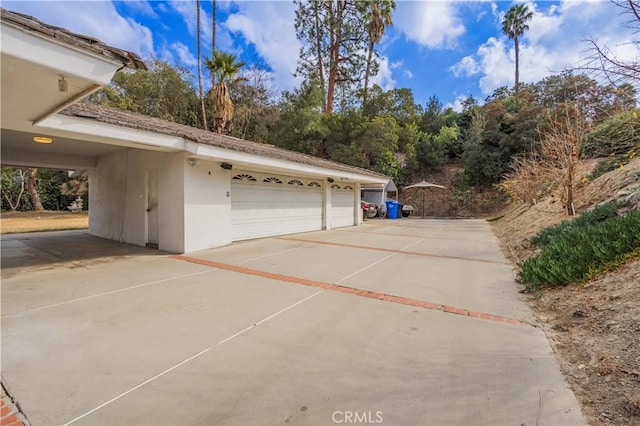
[0,9,388,253]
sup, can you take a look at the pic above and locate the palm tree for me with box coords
[502,4,533,92]
[212,0,216,56]
[205,51,245,133]
[363,0,395,104]
[196,0,208,130]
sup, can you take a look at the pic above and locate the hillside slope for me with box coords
[492,157,640,426]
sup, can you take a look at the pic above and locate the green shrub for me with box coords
[588,148,637,180]
[519,210,640,289]
[580,110,640,159]
[529,201,620,248]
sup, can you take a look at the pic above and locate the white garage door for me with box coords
[231,172,323,241]
[331,184,355,228]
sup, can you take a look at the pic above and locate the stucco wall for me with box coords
[183,159,232,252]
[89,150,234,253]
[88,149,128,242]
[89,149,368,253]
[89,149,186,253]
[159,153,186,253]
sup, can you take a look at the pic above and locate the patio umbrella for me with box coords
[403,181,446,218]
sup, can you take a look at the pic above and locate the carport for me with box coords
[1,9,388,255]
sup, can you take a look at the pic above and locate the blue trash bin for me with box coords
[386,201,399,219]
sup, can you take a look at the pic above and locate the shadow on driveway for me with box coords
[1,230,163,278]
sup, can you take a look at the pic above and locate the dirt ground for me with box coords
[0,210,88,234]
[400,164,508,218]
[492,157,640,426]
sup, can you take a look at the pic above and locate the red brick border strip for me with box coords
[276,237,506,265]
[1,386,28,426]
[171,255,528,327]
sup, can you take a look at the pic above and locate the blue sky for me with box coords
[5,1,635,111]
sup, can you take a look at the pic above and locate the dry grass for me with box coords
[0,210,88,234]
[492,156,640,426]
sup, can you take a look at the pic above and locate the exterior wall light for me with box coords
[58,76,68,93]
[327,177,335,183]
[33,136,53,144]
[187,158,197,167]
[220,162,233,170]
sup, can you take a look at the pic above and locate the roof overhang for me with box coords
[0,115,182,170]
[8,113,388,184]
[362,179,397,191]
[1,20,131,148]
[184,141,388,185]
[1,22,124,86]
[1,10,148,170]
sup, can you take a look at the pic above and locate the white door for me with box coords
[331,184,355,228]
[231,173,323,241]
[146,169,159,248]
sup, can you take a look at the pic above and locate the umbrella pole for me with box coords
[422,190,425,219]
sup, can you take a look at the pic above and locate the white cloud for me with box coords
[166,1,238,62]
[394,1,466,49]
[404,69,414,79]
[223,1,301,91]
[446,95,468,113]
[3,1,155,58]
[168,1,204,39]
[450,56,480,77]
[120,0,158,19]
[158,44,175,64]
[450,0,639,95]
[370,55,397,90]
[172,42,198,67]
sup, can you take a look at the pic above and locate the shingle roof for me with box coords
[1,8,146,70]
[61,101,388,180]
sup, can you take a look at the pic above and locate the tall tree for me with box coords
[205,51,245,133]
[1,168,28,211]
[361,0,395,104]
[578,0,639,85]
[227,67,278,142]
[502,4,533,92]
[268,80,328,155]
[295,0,369,113]
[212,0,216,57]
[196,0,208,130]
[89,59,199,126]
[27,168,44,211]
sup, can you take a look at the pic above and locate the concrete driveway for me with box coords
[1,220,584,425]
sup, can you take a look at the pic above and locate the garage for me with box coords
[330,183,356,228]
[231,172,324,241]
[1,10,390,254]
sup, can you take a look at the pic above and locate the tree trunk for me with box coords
[363,40,374,105]
[514,36,520,92]
[313,2,326,112]
[325,0,347,114]
[212,0,217,99]
[27,168,44,211]
[2,169,26,211]
[326,1,337,114]
[565,160,575,216]
[197,0,208,130]
[212,0,216,56]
